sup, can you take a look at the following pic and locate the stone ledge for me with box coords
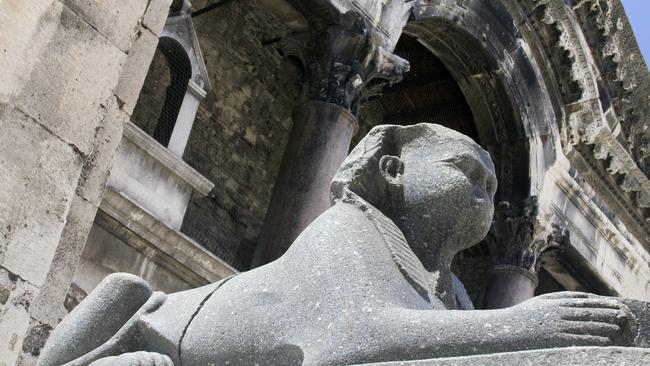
[122,122,214,196]
[355,347,650,365]
[98,189,237,286]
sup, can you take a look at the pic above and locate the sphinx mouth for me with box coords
[471,186,491,202]
[472,195,494,214]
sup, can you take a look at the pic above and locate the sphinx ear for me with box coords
[379,155,404,185]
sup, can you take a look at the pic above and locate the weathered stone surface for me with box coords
[143,0,173,36]
[0,102,82,286]
[29,194,98,328]
[0,0,57,99]
[39,273,152,366]
[114,28,160,115]
[59,0,149,51]
[74,221,201,295]
[5,3,128,156]
[0,267,38,366]
[622,298,650,347]
[0,2,166,364]
[21,319,53,358]
[41,124,649,365]
[77,97,131,207]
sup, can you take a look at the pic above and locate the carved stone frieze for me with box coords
[570,0,650,176]
[528,0,599,102]
[522,0,650,239]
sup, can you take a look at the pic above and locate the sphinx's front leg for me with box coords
[353,292,635,364]
[39,273,154,366]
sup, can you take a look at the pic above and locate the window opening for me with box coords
[132,37,192,147]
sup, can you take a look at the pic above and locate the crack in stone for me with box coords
[177,275,235,365]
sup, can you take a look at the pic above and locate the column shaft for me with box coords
[251,101,357,266]
[483,265,538,309]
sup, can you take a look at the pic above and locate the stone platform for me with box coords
[356,347,649,365]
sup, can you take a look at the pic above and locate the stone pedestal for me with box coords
[252,101,358,266]
[353,347,650,365]
[483,265,538,309]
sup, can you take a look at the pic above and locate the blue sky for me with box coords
[621,0,650,66]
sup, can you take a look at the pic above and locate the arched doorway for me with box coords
[356,0,562,308]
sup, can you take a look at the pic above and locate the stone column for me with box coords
[251,1,413,267]
[251,102,357,266]
[483,197,568,309]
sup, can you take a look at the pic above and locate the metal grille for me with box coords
[178,0,303,271]
[356,35,478,147]
[131,37,192,146]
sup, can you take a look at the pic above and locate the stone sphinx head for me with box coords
[331,123,497,266]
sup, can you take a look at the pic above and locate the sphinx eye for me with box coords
[485,174,497,196]
[448,158,469,172]
[462,160,482,181]
[486,179,494,195]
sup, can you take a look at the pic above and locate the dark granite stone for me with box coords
[40,124,650,366]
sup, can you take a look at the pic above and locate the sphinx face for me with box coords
[398,140,497,256]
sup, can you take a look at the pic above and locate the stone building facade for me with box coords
[0,0,648,365]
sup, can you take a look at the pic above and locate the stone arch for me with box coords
[406,1,559,203]
[400,1,564,307]
[155,36,193,145]
[131,36,192,146]
[131,11,212,156]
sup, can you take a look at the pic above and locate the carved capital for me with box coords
[486,197,569,274]
[297,1,413,113]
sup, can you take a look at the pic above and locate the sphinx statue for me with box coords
[39,124,649,366]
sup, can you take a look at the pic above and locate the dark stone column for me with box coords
[251,102,357,266]
[484,197,568,309]
[252,2,412,267]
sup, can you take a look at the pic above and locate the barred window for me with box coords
[132,37,192,147]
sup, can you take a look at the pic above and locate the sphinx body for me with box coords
[40,124,648,366]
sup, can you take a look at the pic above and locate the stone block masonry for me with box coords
[181,0,302,270]
[0,0,172,365]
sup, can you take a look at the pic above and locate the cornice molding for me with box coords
[520,0,650,240]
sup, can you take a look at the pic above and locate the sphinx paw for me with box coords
[89,352,173,366]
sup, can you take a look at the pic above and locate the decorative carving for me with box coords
[524,0,650,239]
[529,0,598,102]
[297,1,414,113]
[535,221,571,272]
[570,0,650,176]
[486,197,568,274]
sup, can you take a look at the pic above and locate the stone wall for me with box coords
[0,1,171,364]
[180,0,303,270]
